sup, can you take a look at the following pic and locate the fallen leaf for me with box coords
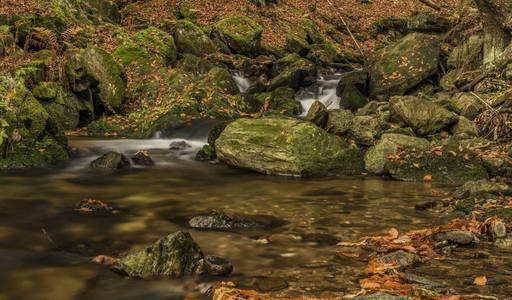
[412,163,420,168]
[464,154,469,160]
[338,252,359,258]
[388,228,399,239]
[424,174,432,181]
[474,276,487,286]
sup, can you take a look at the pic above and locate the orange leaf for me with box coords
[388,228,399,239]
[338,252,359,258]
[412,163,420,168]
[474,276,487,286]
[458,145,464,152]
[464,154,469,160]
[424,174,432,181]
[434,151,443,157]
[448,150,457,157]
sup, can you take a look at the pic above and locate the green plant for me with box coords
[0,101,9,146]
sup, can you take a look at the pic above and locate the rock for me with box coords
[267,58,316,91]
[215,117,364,176]
[453,179,512,199]
[212,16,262,56]
[188,211,280,230]
[491,220,507,239]
[389,96,458,136]
[90,152,130,170]
[111,231,204,278]
[356,101,388,116]
[326,109,353,135]
[205,67,240,95]
[74,198,113,213]
[387,143,488,184]
[131,150,154,166]
[33,82,58,100]
[286,34,310,57]
[404,273,445,288]
[450,116,478,137]
[364,134,429,175]
[447,35,484,70]
[495,238,512,249]
[350,115,382,146]
[0,77,69,169]
[80,45,127,112]
[449,93,485,120]
[208,121,231,147]
[377,250,419,268]
[169,141,192,151]
[195,145,217,162]
[351,292,413,300]
[270,87,301,115]
[433,230,475,245]
[173,20,216,57]
[407,12,450,33]
[336,70,368,112]
[200,255,233,276]
[369,33,440,99]
[439,70,458,91]
[269,53,301,77]
[255,277,288,292]
[306,101,328,127]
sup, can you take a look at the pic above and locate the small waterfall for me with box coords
[232,71,251,93]
[295,73,342,117]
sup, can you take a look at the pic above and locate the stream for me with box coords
[1,77,511,299]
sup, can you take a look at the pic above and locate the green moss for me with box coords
[174,19,215,56]
[212,16,262,56]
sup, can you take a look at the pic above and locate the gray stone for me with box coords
[433,230,475,245]
[90,152,130,170]
[491,220,507,239]
[377,250,419,268]
[326,109,354,135]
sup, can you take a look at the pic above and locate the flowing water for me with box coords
[1,121,511,300]
[296,73,342,117]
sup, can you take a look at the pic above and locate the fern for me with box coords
[27,27,60,51]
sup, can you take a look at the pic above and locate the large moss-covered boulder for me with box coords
[369,33,440,99]
[336,70,368,111]
[364,133,429,175]
[349,115,382,146]
[215,117,364,176]
[389,96,458,136]
[386,143,488,184]
[174,20,216,57]
[85,0,121,23]
[212,16,262,56]
[81,45,126,112]
[0,77,68,168]
[326,109,354,135]
[268,58,316,91]
[111,231,204,278]
[448,93,485,120]
[114,27,177,68]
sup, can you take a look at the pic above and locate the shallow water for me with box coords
[1,125,511,299]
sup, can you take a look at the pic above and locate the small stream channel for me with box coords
[1,76,511,299]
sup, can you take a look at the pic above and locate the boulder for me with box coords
[447,35,484,70]
[326,109,353,136]
[111,231,204,278]
[450,116,478,137]
[215,117,364,176]
[433,230,475,245]
[453,179,512,199]
[90,152,130,169]
[351,293,413,300]
[336,70,368,112]
[169,141,192,151]
[449,93,485,120]
[174,20,216,57]
[386,143,488,184]
[364,134,429,175]
[212,16,262,56]
[267,58,316,91]
[369,33,440,99]
[131,150,154,166]
[195,145,217,162]
[188,211,280,230]
[407,12,450,33]
[389,96,458,136]
[377,250,419,268]
[306,101,327,127]
[349,115,382,146]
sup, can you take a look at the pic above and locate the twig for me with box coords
[325,0,364,57]
[419,0,441,11]
[458,73,485,92]
[470,91,494,111]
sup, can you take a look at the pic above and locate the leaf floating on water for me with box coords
[423,174,432,181]
[91,255,119,265]
[474,276,487,286]
[338,252,359,258]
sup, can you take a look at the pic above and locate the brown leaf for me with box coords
[388,228,399,239]
[338,252,359,258]
[464,153,470,160]
[448,150,457,157]
[474,276,487,286]
[412,163,420,168]
[424,174,432,181]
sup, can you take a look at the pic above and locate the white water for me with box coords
[295,74,342,117]
[232,71,251,93]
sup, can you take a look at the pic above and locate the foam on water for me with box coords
[296,73,343,117]
[232,71,251,93]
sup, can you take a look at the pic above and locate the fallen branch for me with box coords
[419,0,441,11]
[458,73,486,92]
[470,91,494,111]
[325,0,364,57]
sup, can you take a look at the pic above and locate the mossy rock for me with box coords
[215,116,364,176]
[336,70,368,112]
[326,109,354,136]
[15,61,46,84]
[369,33,440,99]
[174,20,216,57]
[268,58,316,91]
[212,16,262,56]
[114,27,177,68]
[85,0,121,23]
[389,96,458,136]
[111,231,204,278]
[386,143,488,184]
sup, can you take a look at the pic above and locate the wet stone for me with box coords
[377,250,419,268]
[169,141,192,150]
[491,220,507,239]
[188,211,281,231]
[131,150,154,166]
[255,277,289,292]
[90,152,130,170]
[495,238,512,249]
[199,255,233,276]
[433,230,474,245]
[350,292,413,300]
[404,273,444,288]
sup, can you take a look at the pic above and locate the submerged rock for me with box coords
[188,211,280,230]
[169,141,192,151]
[351,293,413,300]
[215,117,364,176]
[195,145,217,162]
[453,179,512,199]
[90,152,130,170]
[377,250,419,268]
[199,255,233,276]
[255,277,289,292]
[111,231,204,278]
